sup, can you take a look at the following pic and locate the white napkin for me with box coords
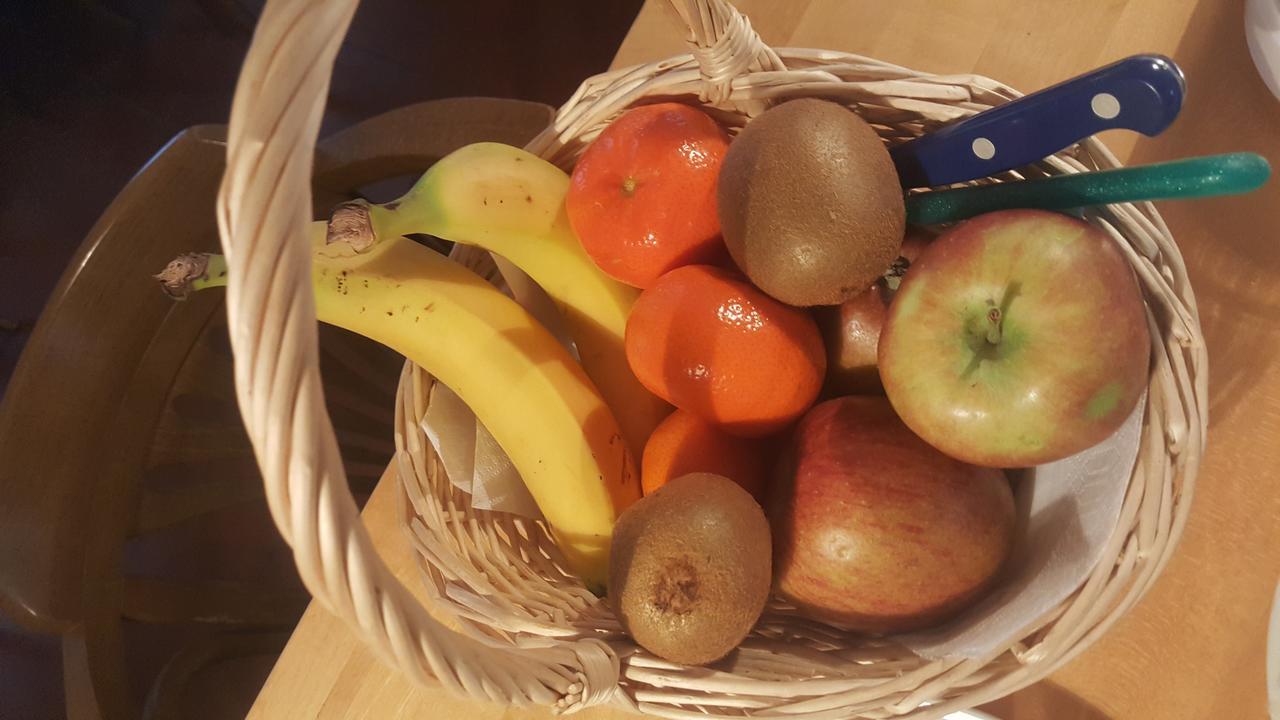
[898,393,1145,659]
[421,382,542,519]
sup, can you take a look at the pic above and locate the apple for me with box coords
[768,396,1015,633]
[879,210,1149,468]
[815,285,891,395]
[815,228,935,396]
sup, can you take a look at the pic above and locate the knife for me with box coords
[891,54,1186,188]
[904,152,1270,225]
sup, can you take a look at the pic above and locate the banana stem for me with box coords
[326,198,414,249]
[158,223,352,299]
[154,253,228,298]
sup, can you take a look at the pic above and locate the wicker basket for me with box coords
[217,1,1206,717]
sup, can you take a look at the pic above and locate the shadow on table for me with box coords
[1124,0,1280,429]
[980,679,1113,719]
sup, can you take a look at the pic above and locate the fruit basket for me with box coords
[215,0,1204,717]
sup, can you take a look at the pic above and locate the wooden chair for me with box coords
[0,97,554,719]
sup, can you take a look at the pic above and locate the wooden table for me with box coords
[251,1,1280,718]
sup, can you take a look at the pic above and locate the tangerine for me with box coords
[625,265,825,436]
[566,103,730,288]
[641,409,768,502]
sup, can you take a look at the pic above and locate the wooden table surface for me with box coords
[251,1,1280,718]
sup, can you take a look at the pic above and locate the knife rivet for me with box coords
[971,137,996,160]
[1091,92,1121,119]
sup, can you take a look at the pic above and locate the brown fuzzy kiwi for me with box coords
[608,473,771,665]
[718,98,905,306]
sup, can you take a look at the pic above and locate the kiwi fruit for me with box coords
[609,473,771,665]
[718,98,905,306]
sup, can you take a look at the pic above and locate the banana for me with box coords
[324,142,670,458]
[157,228,640,594]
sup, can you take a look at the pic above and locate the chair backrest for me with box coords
[0,125,229,632]
[0,98,554,633]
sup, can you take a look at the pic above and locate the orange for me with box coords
[566,103,730,288]
[641,409,768,502]
[625,265,826,437]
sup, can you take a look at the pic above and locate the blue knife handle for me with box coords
[891,54,1185,188]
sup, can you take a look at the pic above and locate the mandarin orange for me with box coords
[625,265,825,437]
[641,409,768,501]
[566,103,730,288]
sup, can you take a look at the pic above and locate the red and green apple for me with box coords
[878,209,1149,468]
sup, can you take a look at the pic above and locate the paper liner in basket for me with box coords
[422,381,543,520]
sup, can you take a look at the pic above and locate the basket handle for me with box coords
[215,0,620,710]
[667,0,786,103]
[215,0,768,711]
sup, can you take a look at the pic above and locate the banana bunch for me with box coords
[159,143,675,591]
[158,221,637,593]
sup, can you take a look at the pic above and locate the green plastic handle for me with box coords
[905,152,1271,225]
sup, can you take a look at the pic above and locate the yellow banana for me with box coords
[325,142,670,458]
[157,228,640,594]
